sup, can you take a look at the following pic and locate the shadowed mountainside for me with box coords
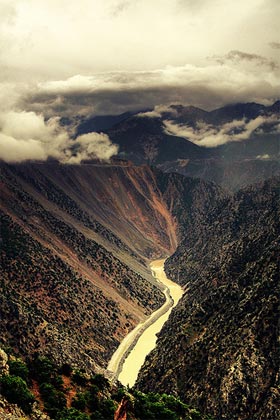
[77,101,280,190]
[136,177,280,420]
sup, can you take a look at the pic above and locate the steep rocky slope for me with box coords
[0,163,180,372]
[136,177,280,420]
[158,156,280,192]
[1,161,279,419]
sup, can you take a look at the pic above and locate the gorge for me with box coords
[0,161,279,420]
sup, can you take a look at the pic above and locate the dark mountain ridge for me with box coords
[76,101,279,190]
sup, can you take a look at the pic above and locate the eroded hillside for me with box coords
[1,162,279,420]
[0,163,179,372]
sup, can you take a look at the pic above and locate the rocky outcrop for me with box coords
[0,398,50,420]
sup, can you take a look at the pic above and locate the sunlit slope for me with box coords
[0,163,178,372]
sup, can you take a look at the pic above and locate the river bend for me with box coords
[107,258,183,387]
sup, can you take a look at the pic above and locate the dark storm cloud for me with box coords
[19,63,279,119]
[1,1,279,164]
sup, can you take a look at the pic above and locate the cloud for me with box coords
[256,154,271,159]
[64,132,119,164]
[109,0,135,17]
[137,104,179,118]
[269,42,280,50]
[163,115,279,148]
[1,0,279,83]
[0,1,279,163]
[0,110,118,163]
[19,61,280,119]
[212,50,279,71]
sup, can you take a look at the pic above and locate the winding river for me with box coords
[107,258,183,387]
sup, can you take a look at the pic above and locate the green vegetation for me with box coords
[0,374,35,413]
[0,349,213,419]
[8,358,29,382]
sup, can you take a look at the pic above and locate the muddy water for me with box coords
[107,258,183,387]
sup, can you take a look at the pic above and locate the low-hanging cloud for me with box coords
[0,110,118,163]
[163,115,279,148]
[64,132,119,164]
[137,104,179,118]
[19,60,280,119]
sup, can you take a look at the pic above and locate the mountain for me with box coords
[106,116,208,164]
[136,176,280,420]
[75,111,134,135]
[76,101,280,190]
[158,156,280,191]
[0,162,179,372]
[1,161,279,419]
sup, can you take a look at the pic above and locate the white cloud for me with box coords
[0,110,118,163]
[0,133,48,162]
[137,104,179,118]
[163,115,279,148]
[0,0,279,81]
[256,154,271,159]
[64,132,119,164]
[0,1,279,164]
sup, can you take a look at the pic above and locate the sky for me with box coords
[0,0,279,161]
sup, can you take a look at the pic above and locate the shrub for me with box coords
[8,359,29,382]
[59,363,73,377]
[56,408,90,420]
[72,391,91,411]
[0,375,35,413]
[72,370,87,386]
[32,356,56,383]
[39,382,67,418]
[90,374,109,391]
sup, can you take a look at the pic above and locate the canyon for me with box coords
[1,161,279,419]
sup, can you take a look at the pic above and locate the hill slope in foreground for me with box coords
[0,162,279,419]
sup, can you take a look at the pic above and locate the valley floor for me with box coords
[108,259,183,387]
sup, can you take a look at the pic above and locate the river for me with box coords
[107,258,183,387]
